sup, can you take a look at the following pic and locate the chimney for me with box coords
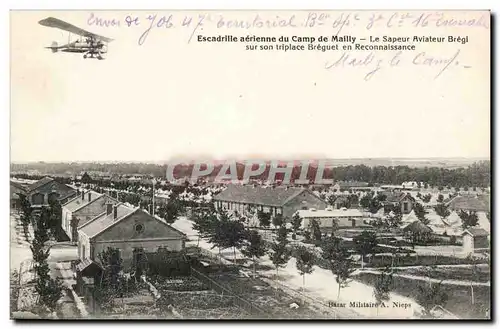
[88,193,92,202]
[106,203,113,215]
[81,191,85,200]
[113,205,118,220]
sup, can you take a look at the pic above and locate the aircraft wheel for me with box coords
[83,54,87,59]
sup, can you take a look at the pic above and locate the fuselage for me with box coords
[56,40,107,53]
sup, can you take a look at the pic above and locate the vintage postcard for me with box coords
[10,10,490,320]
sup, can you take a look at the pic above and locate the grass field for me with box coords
[354,272,490,319]
[393,266,490,283]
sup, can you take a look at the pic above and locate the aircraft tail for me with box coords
[46,41,59,53]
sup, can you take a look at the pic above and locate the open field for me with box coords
[203,271,328,319]
[354,272,490,319]
[393,266,491,283]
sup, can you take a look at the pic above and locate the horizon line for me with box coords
[10,156,491,165]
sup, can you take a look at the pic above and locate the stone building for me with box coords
[213,185,328,219]
[26,176,76,207]
[61,190,120,242]
[77,203,187,270]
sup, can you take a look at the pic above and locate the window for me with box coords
[403,202,409,212]
[135,223,145,233]
[276,208,282,215]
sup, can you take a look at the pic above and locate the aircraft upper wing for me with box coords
[38,17,114,43]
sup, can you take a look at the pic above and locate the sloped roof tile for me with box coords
[213,185,310,207]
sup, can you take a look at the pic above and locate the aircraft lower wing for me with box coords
[38,17,113,43]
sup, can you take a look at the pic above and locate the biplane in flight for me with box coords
[38,17,113,60]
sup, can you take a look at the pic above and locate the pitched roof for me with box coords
[448,196,489,212]
[76,258,103,272]
[10,180,27,192]
[381,192,413,203]
[62,190,103,212]
[153,214,187,237]
[296,208,363,218]
[213,185,312,207]
[402,220,433,234]
[27,177,54,192]
[337,181,370,188]
[477,194,490,211]
[462,228,489,237]
[80,204,137,238]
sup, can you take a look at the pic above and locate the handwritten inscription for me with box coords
[85,11,486,81]
[86,11,490,46]
[325,49,470,80]
[87,12,121,28]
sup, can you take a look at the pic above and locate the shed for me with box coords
[462,228,489,255]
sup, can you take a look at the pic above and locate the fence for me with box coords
[190,267,269,318]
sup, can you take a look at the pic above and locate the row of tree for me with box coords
[12,160,491,187]
[12,159,491,191]
[18,198,64,317]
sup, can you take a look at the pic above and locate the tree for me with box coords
[434,203,450,219]
[95,247,123,311]
[320,237,355,299]
[241,230,266,277]
[347,194,359,208]
[437,194,444,203]
[294,245,315,291]
[369,198,382,214]
[309,219,322,243]
[19,193,32,217]
[81,172,92,184]
[209,211,245,262]
[331,245,356,299]
[192,208,218,246]
[268,227,291,278]
[19,194,32,238]
[320,236,342,261]
[416,280,449,318]
[291,213,302,239]
[360,195,371,209]
[459,210,479,230]
[98,247,123,289]
[48,199,62,238]
[257,210,271,228]
[386,207,403,228]
[413,203,430,225]
[38,277,64,314]
[30,209,63,317]
[421,194,432,203]
[272,213,285,228]
[373,266,393,314]
[165,195,182,223]
[221,219,247,262]
[353,230,378,269]
[276,225,290,245]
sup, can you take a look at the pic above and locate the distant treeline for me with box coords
[11,160,491,188]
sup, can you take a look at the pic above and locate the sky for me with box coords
[10,10,491,163]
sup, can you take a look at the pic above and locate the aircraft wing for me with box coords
[38,17,113,43]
